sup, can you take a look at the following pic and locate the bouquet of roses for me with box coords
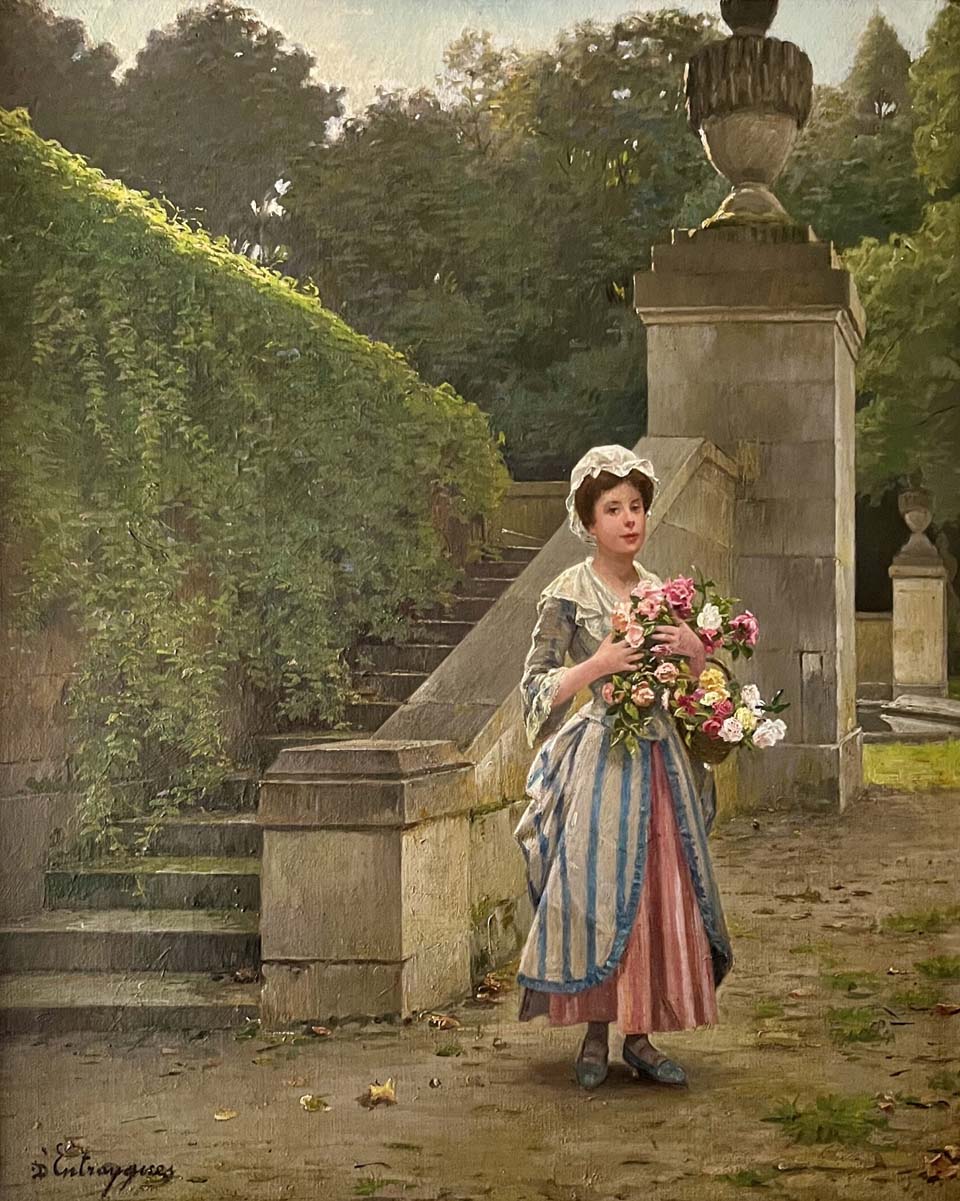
[604,568,788,758]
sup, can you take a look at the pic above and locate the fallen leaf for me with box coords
[789,911,813,921]
[299,1094,331,1112]
[358,1079,397,1108]
[283,1077,307,1087]
[756,1030,802,1048]
[232,967,259,984]
[310,1026,332,1038]
[429,1077,442,1088]
[851,889,873,897]
[213,1109,238,1121]
[921,1146,960,1183]
[425,1013,460,1030]
[788,988,815,998]
[886,967,904,975]
[492,1037,508,1048]
[901,1094,950,1109]
[932,1003,960,1017]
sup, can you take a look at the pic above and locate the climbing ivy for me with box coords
[0,109,508,851]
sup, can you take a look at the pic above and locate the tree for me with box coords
[114,1,345,241]
[0,0,119,163]
[844,12,912,125]
[911,0,960,199]
[850,198,960,524]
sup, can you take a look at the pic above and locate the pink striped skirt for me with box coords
[548,742,718,1035]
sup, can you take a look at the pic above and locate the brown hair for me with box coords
[574,469,654,531]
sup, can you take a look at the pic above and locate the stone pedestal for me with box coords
[889,564,949,698]
[258,740,476,1026]
[635,234,865,810]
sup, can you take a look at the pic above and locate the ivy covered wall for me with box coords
[0,109,508,851]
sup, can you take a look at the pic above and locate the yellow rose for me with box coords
[698,667,727,693]
[734,706,757,732]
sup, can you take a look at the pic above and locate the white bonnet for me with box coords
[566,444,659,546]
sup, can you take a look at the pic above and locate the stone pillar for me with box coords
[889,489,949,698]
[633,0,864,810]
[258,740,476,1026]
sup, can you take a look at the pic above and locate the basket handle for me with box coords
[704,655,733,681]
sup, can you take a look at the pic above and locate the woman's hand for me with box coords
[651,620,707,677]
[590,632,645,682]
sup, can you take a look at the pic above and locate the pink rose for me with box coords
[730,610,759,646]
[601,682,615,704]
[630,578,661,601]
[675,692,698,716]
[624,623,645,649]
[637,595,663,621]
[692,688,706,701]
[701,717,723,739]
[654,661,679,684]
[650,643,672,657]
[611,608,630,635]
[698,628,724,654]
[663,575,696,620]
[631,683,655,707]
[713,697,734,719]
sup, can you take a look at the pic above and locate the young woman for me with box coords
[515,444,733,1089]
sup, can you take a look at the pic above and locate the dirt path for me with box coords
[3,784,959,1201]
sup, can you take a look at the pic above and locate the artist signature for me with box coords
[30,1142,175,1197]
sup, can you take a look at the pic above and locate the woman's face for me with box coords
[587,481,647,555]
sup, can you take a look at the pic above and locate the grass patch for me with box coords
[881,905,960,935]
[763,1093,888,1145]
[822,971,881,995]
[826,1006,891,1044]
[928,1070,960,1094]
[717,1166,779,1188]
[889,982,944,1010]
[434,1042,462,1057]
[916,955,960,981]
[754,998,786,1020]
[863,741,960,791]
[354,1179,400,1197]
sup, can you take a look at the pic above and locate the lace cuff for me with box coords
[524,665,570,748]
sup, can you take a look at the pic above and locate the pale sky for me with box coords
[50,0,946,114]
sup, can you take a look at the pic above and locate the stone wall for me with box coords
[856,612,892,700]
[491,482,567,547]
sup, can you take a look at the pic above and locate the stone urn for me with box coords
[684,0,812,228]
[896,487,939,564]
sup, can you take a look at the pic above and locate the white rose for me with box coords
[753,717,787,748]
[696,603,721,631]
[701,690,722,706]
[719,717,744,743]
[740,683,762,710]
[660,689,670,709]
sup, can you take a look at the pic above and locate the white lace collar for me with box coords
[540,557,663,642]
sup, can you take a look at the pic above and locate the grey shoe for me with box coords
[575,1039,609,1089]
[623,1042,687,1086]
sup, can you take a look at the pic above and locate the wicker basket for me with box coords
[676,657,735,766]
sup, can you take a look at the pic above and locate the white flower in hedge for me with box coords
[696,602,721,631]
[719,717,744,743]
[753,717,787,748]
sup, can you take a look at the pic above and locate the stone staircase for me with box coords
[0,546,538,1033]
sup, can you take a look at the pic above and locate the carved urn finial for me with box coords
[684,0,812,233]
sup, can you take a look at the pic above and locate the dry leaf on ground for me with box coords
[358,1079,397,1108]
[921,1146,960,1182]
[310,1026,332,1037]
[932,1002,960,1017]
[299,1094,331,1112]
[213,1109,238,1121]
[425,1013,460,1030]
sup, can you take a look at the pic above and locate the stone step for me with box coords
[419,595,492,623]
[0,971,259,1034]
[354,670,430,702]
[468,558,528,579]
[411,619,475,645]
[355,642,455,673]
[457,576,512,599]
[114,811,261,857]
[0,909,259,973]
[197,771,261,812]
[45,857,260,912]
[344,698,401,731]
[487,544,540,563]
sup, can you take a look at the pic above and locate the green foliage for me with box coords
[880,904,960,935]
[849,197,960,522]
[911,0,960,198]
[825,1006,891,1045]
[845,13,912,121]
[286,11,720,478]
[889,982,944,1010]
[0,109,507,851]
[763,1094,888,1145]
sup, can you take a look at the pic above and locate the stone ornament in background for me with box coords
[895,488,940,566]
[684,0,813,232]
